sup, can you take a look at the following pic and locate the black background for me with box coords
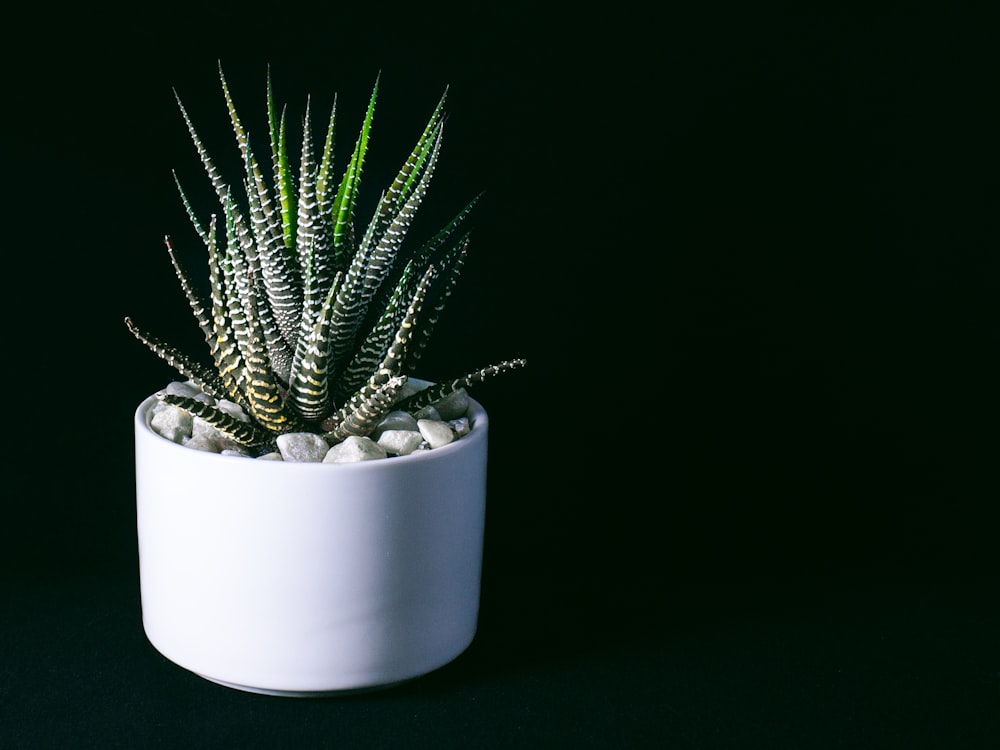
[2,4,998,747]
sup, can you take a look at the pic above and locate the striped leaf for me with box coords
[396,358,529,413]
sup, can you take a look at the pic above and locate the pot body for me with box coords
[134,392,488,696]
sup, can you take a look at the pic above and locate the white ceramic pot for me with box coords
[133,389,489,696]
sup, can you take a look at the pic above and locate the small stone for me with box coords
[151,404,194,444]
[432,388,470,420]
[417,419,455,448]
[324,436,388,463]
[448,417,471,437]
[183,434,221,452]
[372,410,419,439]
[414,404,441,420]
[190,418,222,440]
[377,429,425,456]
[191,418,247,453]
[276,433,331,462]
[256,452,284,461]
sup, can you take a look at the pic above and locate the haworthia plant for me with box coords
[127,63,525,453]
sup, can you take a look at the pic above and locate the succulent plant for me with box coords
[126,63,525,454]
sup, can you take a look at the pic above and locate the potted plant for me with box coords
[127,63,525,696]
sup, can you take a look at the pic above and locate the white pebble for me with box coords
[377,429,425,456]
[182,434,220,452]
[417,419,455,448]
[150,404,193,444]
[372,410,419,439]
[324,436,388,463]
[276,433,331,462]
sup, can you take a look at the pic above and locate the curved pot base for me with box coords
[195,673,417,698]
